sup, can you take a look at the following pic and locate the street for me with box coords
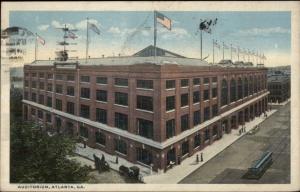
[180,102,290,184]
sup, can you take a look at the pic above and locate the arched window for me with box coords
[230,79,236,102]
[249,76,253,95]
[244,77,249,97]
[221,79,228,106]
[238,78,243,100]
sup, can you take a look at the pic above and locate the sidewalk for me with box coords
[143,109,277,184]
[73,109,277,184]
[269,99,290,106]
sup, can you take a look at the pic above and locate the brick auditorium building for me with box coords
[22,46,269,172]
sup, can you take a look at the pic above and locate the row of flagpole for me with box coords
[212,39,267,64]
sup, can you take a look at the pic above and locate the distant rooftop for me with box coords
[132,45,186,58]
[268,75,290,83]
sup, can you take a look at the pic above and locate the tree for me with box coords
[10,121,92,183]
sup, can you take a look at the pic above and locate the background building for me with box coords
[22,46,269,172]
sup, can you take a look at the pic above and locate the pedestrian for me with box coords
[116,156,118,164]
[83,140,86,148]
[200,152,203,162]
[196,154,199,163]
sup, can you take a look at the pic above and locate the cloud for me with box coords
[159,27,190,39]
[108,26,121,34]
[38,24,49,31]
[75,19,100,30]
[51,20,74,29]
[237,27,290,36]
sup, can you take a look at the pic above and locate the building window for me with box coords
[32,73,37,77]
[25,80,29,87]
[96,77,107,84]
[56,84,63,94]
[24,91,28,100]
[96,90,107,102]
[81,88,90,99]
[46,113,51,123]
[38,110,43,119]
[96,108,107,124]
[212,77,217,83]
[56,74,63,80]
[137,80,153,89]
[47,97,52,107]
[55,99,62,111]
[115,78,128,87]
[204,77,210,84]
[213,125,218,136]
[203,89,210,101]
[39,82,44,90]
[181,79,189,87]
[221,79,228,106]
[115,92,128,106]
[31,108,36,116]
[67,102,75,115]
[56,117,62,132]
[137,95,153,111]
[212,104,218,117]
[32,81,37,88]
[193,110,201,126]
[39,73,44,78]
[80,126,88,138]
[238,78,243,99]
[212,87,217,98]
[204,128,210,141]
[31,93,37,102]
[47,83,52,92]
[194,134,201,148]
[47,73,53,79]
[249,76,253,95]
[38,94,44,104]
[181,141,189,156]
[65,86,74,96]
[80,75,90,83]
[166,80,175,89]
[204,107,210,121]
[115,112,128,130]
[95,131,106,145]
[66,122,74,136]
[181,93,189,107]
[80,105,90,118]
[244,77,249,97]
[114,139,127,155]
[166,119,175,139]
[137,119,153,139]
[181,114,189,132]
[230,79,236,102]
[193,78,200,85]
[166,96,175,111]
[67,74,75,81]
[193,91,200,103]
[136,148,153,165]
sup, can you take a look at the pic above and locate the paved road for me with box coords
[180,103,290,184]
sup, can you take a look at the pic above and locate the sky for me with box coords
[9,11,291,67]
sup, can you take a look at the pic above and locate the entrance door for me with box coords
[167,148,176,165]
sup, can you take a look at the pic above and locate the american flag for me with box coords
[36,34,45,45]
[156,11,172,30]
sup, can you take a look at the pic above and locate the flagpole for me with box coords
[154,11,157,58]
[212,39,214,64]
[222,42,224,60]
[35,33,37,62]
[200,29,202,60]
[86,17,89,64]
[237,46,240,61]
[230,44,232,61]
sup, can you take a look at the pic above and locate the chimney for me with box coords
[118,53,121,57]
[102,55,104,58]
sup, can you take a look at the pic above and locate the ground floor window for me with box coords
[136,148,153,165]
[213,125,218,136]
[204,128,210,141]
[56,117,62,133]
[137,118,153,139]
[114,139,127,155]
[194,134,201,148]
[66,122,74,136]
[181,141,189,156]
[95,131,106,146]
[80,125,88,138]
